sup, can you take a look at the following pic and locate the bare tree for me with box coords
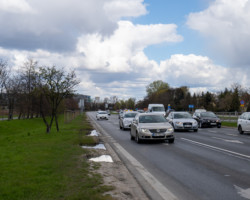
[39,66,79,133]
[19,59,39,119]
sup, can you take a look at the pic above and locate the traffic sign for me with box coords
[240,100,245,105]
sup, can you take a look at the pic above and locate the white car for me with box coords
[237,112,250,134]
[119,111,138,130]
[166,111,198,132]
[96,111,109,120]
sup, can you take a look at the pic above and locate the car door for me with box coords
[240,113,247,131]
[246,113,250,131]
[131,115,139,137]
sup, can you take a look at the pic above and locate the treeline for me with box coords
[0,59,79,133]
[113,80,250,112]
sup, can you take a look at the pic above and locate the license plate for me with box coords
[211,123,216,125]
[184,125,191,127]
[153,133,164,136]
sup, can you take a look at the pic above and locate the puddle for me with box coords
[81,144,106,150]
[89,155,113,163]
[89,130,100,136]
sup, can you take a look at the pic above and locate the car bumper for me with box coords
[174,125,198,130]
[138,132,174,140]
[201,122,221,127]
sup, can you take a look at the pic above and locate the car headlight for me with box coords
[216,119,220,122]
[140,128,150,133]
[193,121,197,125]
[167,127,174,132]
[175,122,183,125]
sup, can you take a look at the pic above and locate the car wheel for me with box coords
[135,132,141,144]
[168,139,175,144]
[194,129,198,132]
[217,124,221,128]
[238,126,244,134]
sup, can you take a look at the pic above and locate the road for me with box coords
[87,112,250,200]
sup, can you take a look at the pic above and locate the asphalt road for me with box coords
[87,112,250,200]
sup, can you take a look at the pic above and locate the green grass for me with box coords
[0,113,114,200]
[222,121,237,128]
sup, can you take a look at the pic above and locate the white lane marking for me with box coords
[181,138,250,159]
[89,113,178,200]
[208,130,217,133]
[114,143,178,200]
[225,133,238,137]
[212,137,243,144]
[235,185,250,199]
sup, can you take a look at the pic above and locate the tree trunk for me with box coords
[55,114,59,132]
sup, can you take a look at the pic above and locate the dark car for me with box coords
[193,111,221,128]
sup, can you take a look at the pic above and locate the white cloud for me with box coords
[0,0,147,51]
[0,0,34,13]
[104,0,147,21]
[77,20,183,72]
[187,0,250,67]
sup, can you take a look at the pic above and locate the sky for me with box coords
[0,0,250,101]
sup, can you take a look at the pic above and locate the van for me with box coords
[147,104,165,116]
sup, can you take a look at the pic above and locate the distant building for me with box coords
[94,97,100,103]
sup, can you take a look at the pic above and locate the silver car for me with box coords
[237,112,250,134]
[119,111,138,130]
[167,111,198,132]
[130,113,174,143]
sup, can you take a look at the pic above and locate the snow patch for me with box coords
[81,144,106,150]
[89,155,113,163]
[89,130,100,136]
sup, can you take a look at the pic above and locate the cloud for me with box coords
[0,0,147,52]
[0,0,34,13]
[187,0,250,67]
[77,20,183,72]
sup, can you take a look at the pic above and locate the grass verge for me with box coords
[0,113,114,200]
[222,121,237,128]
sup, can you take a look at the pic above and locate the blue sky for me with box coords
[0,0,250,101]
[133,0,209,62]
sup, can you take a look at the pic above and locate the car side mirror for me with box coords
[132,119,137,124]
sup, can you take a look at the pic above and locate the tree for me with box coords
[19,59,39,118]
[126,98,135,110]
[39,66,80,133]
[146,80,169,97]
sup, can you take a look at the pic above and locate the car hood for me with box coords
[173,118,196,123]
[139,122,172,129]
[123,118,134,122]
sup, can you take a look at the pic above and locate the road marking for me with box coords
[89,113,178,200]
[235,185,250,199]
[181,138,250,159]
[114,143,178,200]
[208,130,216,133]
[225,133,238,137]
[212,137,243,144]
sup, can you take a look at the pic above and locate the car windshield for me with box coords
[174,113,192,119]
[99,111,107,114]
[124,113,137,118]
[201,112,217,118]
[139,115,167,123]
[152,107,165,112]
